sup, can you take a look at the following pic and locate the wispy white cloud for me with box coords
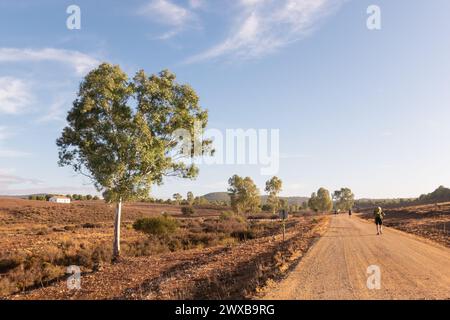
[0,77,33,114]
[0,48,100,75]
[0,173,43,190]
[0,126,31,158]
[186,0,345,63]
[188,0,204,9]
[139,0,196,39]
[0,149,31,158]
[0,184,98,196]
[36,94,70,123]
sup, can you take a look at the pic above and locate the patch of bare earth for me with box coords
[8,216,329,300]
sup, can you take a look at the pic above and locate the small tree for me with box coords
[316,188,333,213]
[308,193,319,212]
[186,191,194,206]
[302,201,308,210]
[228,175,261,214]
[279,198,288,210]
[194,196,209,205]
[333,188,355,211]
[181,206,195,216]
[57,63,213,259]
[173,193,182,205]
[264,176,283,214]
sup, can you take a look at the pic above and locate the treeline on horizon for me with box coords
[25,185,450,212]
[28,194,100,201]
[355,185,450,209]
[134,175,354,215]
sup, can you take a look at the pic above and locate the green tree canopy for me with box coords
[309,187,333,213]
[186,191,194,206]
[57,63,213,257]
[264,176,283,214]
[333,187,355,211]
[173,193,183,205]
[228,175,261,214]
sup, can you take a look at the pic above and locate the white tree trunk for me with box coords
[113,199,122,259]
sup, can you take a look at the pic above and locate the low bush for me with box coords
[181,206,195,216]
[230,229,256,241]
[0,257,22,273]
[133,215,179,237]
[220,211,246,224]
[81,222,101,228]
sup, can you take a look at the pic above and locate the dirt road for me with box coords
[263,214,450,300]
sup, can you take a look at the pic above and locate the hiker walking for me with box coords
[374,206,385,235]
[348,209,352,217]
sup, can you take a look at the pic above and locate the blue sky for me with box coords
[1,0,450,199]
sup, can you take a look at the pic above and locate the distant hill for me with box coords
[201,192,309,205]
[418,185,450,203]
[261,195,309,205]
[355,185,450,209]
[201,192,231,203]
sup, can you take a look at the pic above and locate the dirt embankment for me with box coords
[7,216,329,300]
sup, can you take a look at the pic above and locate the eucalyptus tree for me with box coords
[57,63,213,259]
[187,191,194,206]
[228,175,261,214]
[309,188,333,213]
[333,188,355,211]
[264,176,283,214]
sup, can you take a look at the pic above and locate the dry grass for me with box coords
[7,216,328,300]
[0,197,313,298]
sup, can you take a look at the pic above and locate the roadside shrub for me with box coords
[220,211,246,224]
[231,230,256,241]
[133,216,179,237]
[184,232,218,247]
[0,257,22,273]
[167,238,183,252]
[181,206,195,216]
[247,213,278,220]
[35,228,51,235]
[184,219,203,233]
[0,278,15,296]
[91,244,112,264]
[123,238,169,256]
[81,222,101,228]
[41,262,64,282]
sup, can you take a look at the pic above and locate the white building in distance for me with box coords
[49,196,71,204]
